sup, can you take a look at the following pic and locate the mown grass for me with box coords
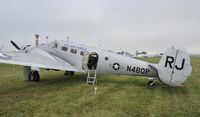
[0,57,200,117]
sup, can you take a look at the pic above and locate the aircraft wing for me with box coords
[0,48,81,72]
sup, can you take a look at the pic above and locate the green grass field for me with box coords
[0,57,200,117]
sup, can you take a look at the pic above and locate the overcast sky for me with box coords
[0,0,199,54]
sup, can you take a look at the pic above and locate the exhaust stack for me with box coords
[35,34,39,47]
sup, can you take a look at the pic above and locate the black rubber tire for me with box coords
[69,71,75,76]
[64,71,69,75]
[65,71,75,76]
[29,71,40,82]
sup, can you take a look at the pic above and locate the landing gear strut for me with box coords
[65,71,75,76]
[148,80,156,86]
[29,71,40,82]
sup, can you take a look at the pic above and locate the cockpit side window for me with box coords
[70,49,77,54]
[61,46,68,52]
[52,41,58,48]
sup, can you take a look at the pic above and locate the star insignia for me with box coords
[113,63,120,70]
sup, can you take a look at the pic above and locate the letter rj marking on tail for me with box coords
[175,59,185,70]
[158,46,192,86]
[165,56,174,68]
[165,56,185,70]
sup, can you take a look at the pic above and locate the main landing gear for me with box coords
[64,71,75,76]
[29,71,40,82]
[23,66,40,82]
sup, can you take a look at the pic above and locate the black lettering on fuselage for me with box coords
[126,66,150,75]
[145,69,150,74]
[127,66,132,72]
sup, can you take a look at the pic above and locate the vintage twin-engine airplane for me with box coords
[0,40,192,86]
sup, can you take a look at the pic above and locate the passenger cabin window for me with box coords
[52,42,58,48]
[70,49,77,54]
[61,46,68,52]
[80,51,85,56]
[105,57,109,61]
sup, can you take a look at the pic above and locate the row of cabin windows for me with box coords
[61,47,68,51]
[61,46,109,61]
[61,46,85,56]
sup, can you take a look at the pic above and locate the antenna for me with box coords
[67,36,70,42]
[35,34,39,47]
[46,36,49,44]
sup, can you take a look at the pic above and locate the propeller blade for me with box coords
[10,40,20,50]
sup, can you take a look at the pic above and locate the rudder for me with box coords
[158,46,192,86]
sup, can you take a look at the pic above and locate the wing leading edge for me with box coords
[0,48,81,72]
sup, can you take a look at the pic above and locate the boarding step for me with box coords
[86,70,97,85]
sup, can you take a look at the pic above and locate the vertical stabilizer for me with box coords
[158,46,192,86]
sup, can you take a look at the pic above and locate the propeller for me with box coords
[10,40,20,50]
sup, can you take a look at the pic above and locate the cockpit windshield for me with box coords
[48,41,58,48]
